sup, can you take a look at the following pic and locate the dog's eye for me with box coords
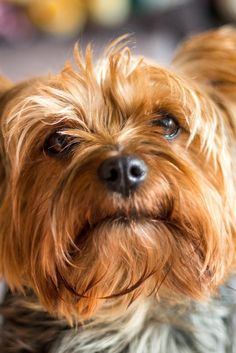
[44,131,75,157]
[152,114,180,140]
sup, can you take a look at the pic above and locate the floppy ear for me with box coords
[0,75,12,95]
[172,26,236,134]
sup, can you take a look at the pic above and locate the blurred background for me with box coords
[0,0,235,81]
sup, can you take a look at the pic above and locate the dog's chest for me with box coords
[50,296,235,353]
[1,289,235,353]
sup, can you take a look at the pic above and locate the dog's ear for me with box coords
[172,27,236,129]
[0,75,12,95]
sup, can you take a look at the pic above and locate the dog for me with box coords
[0,27,236,353]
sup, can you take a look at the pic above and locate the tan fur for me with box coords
[0,28,236,323]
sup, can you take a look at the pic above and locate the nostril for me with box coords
[127,158,147,184]
[107,168,119,182]
[98,158,121,187]
[130,165,144,178]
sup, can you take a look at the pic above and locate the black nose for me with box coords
[98,156,148,196]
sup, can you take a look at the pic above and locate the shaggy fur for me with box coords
[1,27,236,352]
[1,287,236,353]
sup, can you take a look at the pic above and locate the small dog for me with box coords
[0,27,236,353]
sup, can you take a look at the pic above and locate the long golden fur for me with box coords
[0,27,236,324]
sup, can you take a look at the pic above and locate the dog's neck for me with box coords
[1,285,235,353]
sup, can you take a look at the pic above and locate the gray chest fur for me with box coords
[1,286,236,353]
[51,288,236,353]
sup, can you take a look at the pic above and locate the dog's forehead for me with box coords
[1,47,214,149]
[17,58,171,122]
[52,56,181,119]
[46,57,198,133]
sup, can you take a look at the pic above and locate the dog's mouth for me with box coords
[77,212,161,239]
[84,214,136,232]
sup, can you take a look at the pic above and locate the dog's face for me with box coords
[0,30,236,322]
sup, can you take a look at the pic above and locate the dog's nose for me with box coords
[98,156,148,196]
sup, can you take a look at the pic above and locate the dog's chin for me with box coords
[67,214,171,300]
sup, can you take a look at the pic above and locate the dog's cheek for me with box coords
[0,79,19,286]
[0,77,12,202]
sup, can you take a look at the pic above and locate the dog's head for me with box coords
[0,28,236,322]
